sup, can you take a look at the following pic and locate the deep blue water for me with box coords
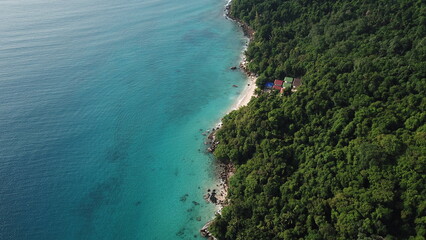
[0,0,246,239]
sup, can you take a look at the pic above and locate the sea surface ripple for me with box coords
[0,0,246,239]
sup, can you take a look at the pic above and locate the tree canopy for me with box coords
[210,0,426,239]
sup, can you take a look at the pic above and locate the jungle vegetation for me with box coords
[210,0,426,239]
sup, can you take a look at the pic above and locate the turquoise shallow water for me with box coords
[0,0,246,239]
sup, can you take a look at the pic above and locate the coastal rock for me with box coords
[204,193,210,201]
[209,194,217,204]
[200,229,208,237]
[207,132,214,139]
[200,221,218,240]
[230,66,237,70]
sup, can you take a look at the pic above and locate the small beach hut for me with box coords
[284,77,293,84]
[274,79,284,86]
[273,85,282,91]
[292,78,302,88]
[282,82,292,89]
[265,82,274,88]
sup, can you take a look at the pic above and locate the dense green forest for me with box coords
[210,0,426,239]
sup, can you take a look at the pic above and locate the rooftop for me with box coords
[274,79,284,86]
[284,77,293,83]
[293,78,302,88]
[282,82,292,89]
[265,82,274,88]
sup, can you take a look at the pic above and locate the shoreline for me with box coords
[224,0,256,113]
[200,1,256,238]
[227,58,257,112]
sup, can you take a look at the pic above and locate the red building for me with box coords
[274,79,284,86]
[273,85,282,90]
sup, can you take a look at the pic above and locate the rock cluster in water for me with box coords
[200,221,217,240]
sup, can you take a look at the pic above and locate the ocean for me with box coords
[0,0,246,239]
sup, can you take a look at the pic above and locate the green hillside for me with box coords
[210,0,426,239]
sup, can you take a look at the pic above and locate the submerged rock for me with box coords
[180,194,189,202]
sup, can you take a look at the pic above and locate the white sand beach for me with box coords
[229,75,256,111]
